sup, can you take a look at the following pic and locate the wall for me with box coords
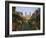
[0,0,46,38]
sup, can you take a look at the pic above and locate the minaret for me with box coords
[25,12,27,16]
[29,12,31,16]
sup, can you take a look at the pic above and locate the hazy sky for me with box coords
[16,6,38,16]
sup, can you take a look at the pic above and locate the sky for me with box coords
[15,6,38,16]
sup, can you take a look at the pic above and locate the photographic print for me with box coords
[12,7,40,31]
[5,1,45,37]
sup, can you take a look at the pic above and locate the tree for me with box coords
[28,8,40,30]
[12,7,25,31]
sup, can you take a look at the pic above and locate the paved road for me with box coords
[19,22,32,31]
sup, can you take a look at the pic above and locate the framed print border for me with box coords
[5,1,45,37]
